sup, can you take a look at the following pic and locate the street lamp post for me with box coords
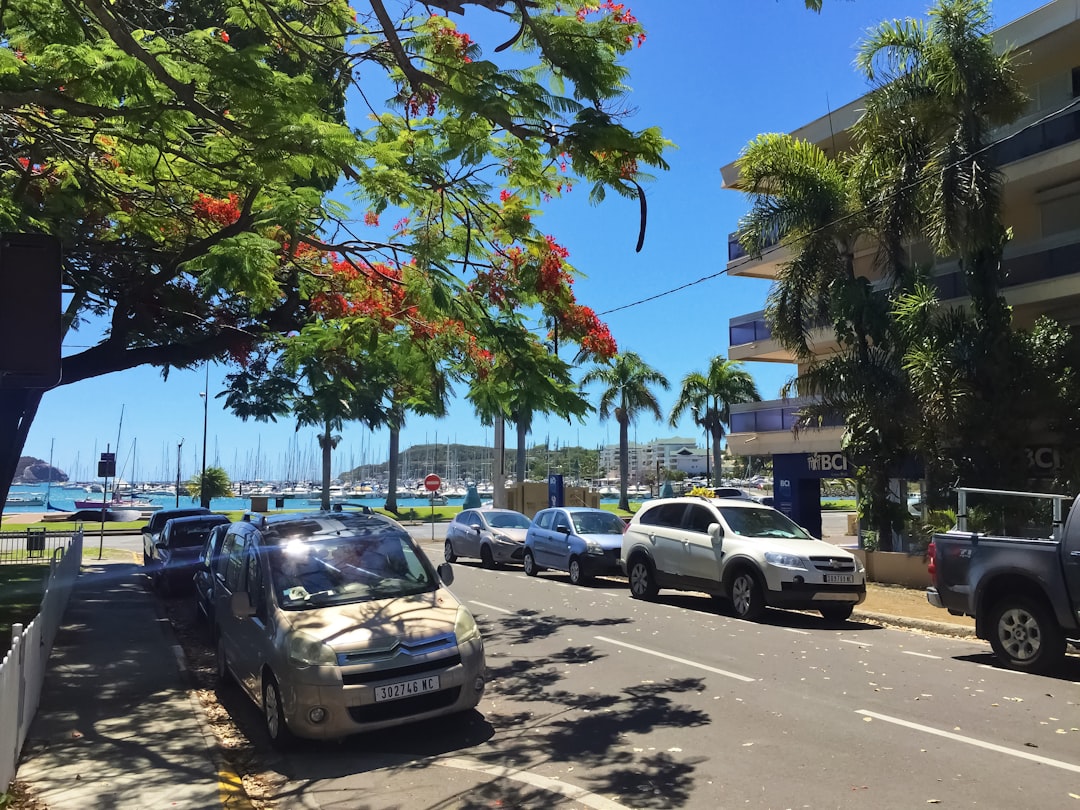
[175,438,184,507]
[200,363,209,508]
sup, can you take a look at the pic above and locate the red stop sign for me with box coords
[424,473,442,492]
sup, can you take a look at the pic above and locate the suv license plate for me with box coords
[374,675,440,702]
[824,573,854,584]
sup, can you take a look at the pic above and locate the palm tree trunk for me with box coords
[320,417,332,511]
[515,411,530,483]
[385,427,400,513]
[618,417,630,512]
[710,423,724,486]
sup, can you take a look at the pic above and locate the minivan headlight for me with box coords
[287,630,336,666]
[454,607,481,644]
[764,552,808,571]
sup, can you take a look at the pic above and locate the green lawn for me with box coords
[0,563,49,650]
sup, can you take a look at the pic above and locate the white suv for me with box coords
[621,497,866,622]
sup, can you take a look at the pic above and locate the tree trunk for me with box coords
[618,416,630,512]
[515,412,530,483]
[320,418,332,511]
[384,427,400,513]
[710,423,724,487]
[0,388,43,510]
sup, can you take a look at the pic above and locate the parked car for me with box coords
[444,508,532,568]
[711,486,756,501]
[211,510,486,747]
[621,497,866,622]
[523,507,627,585]
[193,522,231,626]
[141,506,211,566]
[146,514,230,594]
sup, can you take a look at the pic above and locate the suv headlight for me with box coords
[585,541,604,556]
[287,631,337,666]
[455,607,481,644]
[764,552,809,571]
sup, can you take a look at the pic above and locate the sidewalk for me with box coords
[13,561,226,809]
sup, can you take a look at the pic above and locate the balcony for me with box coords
[992,107,1080,167]
[729,398,846,434]
[726,397,846,456]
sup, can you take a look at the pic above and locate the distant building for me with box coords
[599,437,707,481]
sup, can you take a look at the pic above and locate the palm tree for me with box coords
[581,352,669,511]
[186,466,232,503]
[854,0,1029,490]
[669,356,760,485]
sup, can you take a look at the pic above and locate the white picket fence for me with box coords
[0,530,83,791]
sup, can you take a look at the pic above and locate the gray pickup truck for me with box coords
[927,487,1080,673]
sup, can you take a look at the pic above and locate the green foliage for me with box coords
[186,466,233,501]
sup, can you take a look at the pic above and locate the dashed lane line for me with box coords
[436,757,630,810]
[901,650,942,659]
[594,636,755,682]
[855,710,1080,774]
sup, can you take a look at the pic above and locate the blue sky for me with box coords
[21,0,1046,484]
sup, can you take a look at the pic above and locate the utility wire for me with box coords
[596,93,1080,319]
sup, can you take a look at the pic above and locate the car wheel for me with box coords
[568,556,590,586]
[444,539,457,563]
[523,550,539,576]
[988,596,1066,674]
[729,569,766,621]
[628,557,659,600]
[215,637,232,686]
[819,604,854,623]
[480,545,496,570]
[263,674,298,749]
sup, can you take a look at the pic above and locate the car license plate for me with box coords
[374,675,440,702]
[824,573,854,584]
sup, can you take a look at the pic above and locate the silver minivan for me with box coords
[212,511,486,747]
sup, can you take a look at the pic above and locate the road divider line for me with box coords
[470,600,513,614]
[436,757,629,810]
[594,636,755,682]
[783,628,810,635]
[855,710,1080,773]
[840,639,871,646]
[902,650,941,659]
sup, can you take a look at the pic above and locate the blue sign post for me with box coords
[548,474,565,508]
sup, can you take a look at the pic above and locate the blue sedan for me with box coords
[523,507,627,585]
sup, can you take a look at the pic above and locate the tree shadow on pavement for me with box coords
[258,608,709,809]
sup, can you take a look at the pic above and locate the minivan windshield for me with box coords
[716,506,814,540]
[268,528,437,608]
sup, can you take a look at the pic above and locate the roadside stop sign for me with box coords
[424,473,442,492]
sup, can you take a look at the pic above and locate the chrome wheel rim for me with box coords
[523,553,533,574]
[265,683,281,739]
[998,607,1041,661]
[569,559,581,583]
[732,575,753,616]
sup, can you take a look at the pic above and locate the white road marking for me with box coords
[594,636,755,682]
[840,639,871,647]
[902,650,942,659]
[783,628,810,635]
[978,664,1027,675]
[470,600,513,614]
[436,757,629,810]
[855,710,1080,773]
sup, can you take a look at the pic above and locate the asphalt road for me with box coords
[202,558,1079,810]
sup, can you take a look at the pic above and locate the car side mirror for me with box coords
[437,562,454,586]
[155,541,167,550]
[230,591,256,618]
[470,524,482,534]
[556,526,570,535]
[708,523,724,549]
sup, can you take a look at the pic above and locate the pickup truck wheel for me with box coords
[628,557,660,600]
[988,597,1066,674]
[819,604,854,623]
[729,570,766,622]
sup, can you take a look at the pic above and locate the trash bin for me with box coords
[250,496,269,512]
[26,528,46,558]
[275,497,285,509]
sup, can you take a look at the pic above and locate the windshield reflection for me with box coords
[717,507,813,539]
[269,530,436,608]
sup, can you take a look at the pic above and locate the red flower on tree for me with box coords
[193,193,241,225]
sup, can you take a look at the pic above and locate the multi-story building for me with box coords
[599,436,707,481]
[720,0,1080,535]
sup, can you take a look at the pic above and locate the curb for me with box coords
[853,608,978,639]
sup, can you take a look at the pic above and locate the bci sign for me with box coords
[1027,446,1060,470]
[805,453,849,474]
